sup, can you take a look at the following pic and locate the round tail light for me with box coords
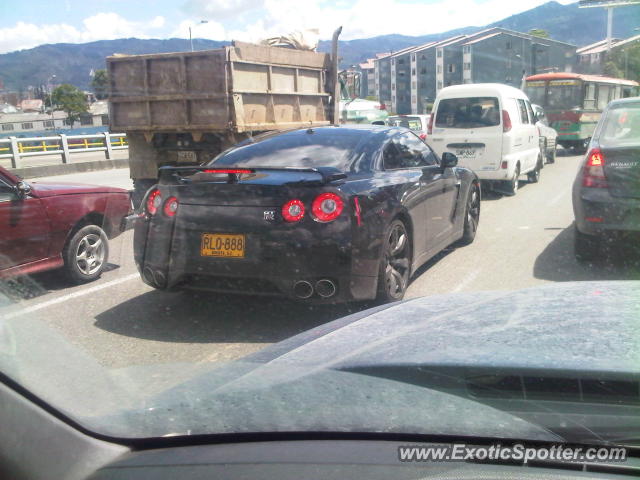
[163,196,179,217]
[146,189,162,215]
[312,193,344,222]
[282,199,305,222]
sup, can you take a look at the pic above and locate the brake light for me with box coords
[163,196,179,217]
[502,110,512,133]
[582,148,608,188]
[375,103,387,110]
[419,133,427,140]
[282,199,305,222]
[312,192,344,222]
[146,189,162,216]
[427,114,434,135]
[202,168,253,174]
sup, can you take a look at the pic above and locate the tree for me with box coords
[606,43,640,81]
[51,84,88,128]
[91,69,109,100]
[529,29,550,39]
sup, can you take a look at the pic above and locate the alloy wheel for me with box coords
[75,233,106,276]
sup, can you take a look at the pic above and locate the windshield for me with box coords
[209,129,368,170]
[547,82,582,110]
[525,83,547,106]
[435,97,500,128]
[3,0,640,455]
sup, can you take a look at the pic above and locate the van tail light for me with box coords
[427,114,434,135]
[163,196,179,217]
[282,199,305,222]
[419,133,427,140]
[502,110,512,133]
[582,148,608,188]
[312,193,344,222]
[375,103,387,110]
[146,189,162,216]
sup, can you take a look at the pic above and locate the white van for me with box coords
[427,84,542,195]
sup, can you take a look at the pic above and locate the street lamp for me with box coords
[47,74,56,133]
[189,20,208,52]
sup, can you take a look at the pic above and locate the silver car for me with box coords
[533,104,558,164]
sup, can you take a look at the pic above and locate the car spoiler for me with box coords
[158,165,347,185]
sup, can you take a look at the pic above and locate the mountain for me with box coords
[0,38,227,93]
[1,1,639,92]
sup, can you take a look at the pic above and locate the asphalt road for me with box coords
[3,154,640,369]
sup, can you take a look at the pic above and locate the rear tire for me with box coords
[376,219,411,303]
[63,225,109,284]
[457,182,480,246]
[574,227,600,262]
[527,156,542,183]
[547,144,556,164]
[504,165,520,196]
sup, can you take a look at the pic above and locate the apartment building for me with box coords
[373,27,577,114]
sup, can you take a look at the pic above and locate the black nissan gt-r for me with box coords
[133,125,480,303]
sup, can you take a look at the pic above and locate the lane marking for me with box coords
[548,187,569,206]
[452,269,480,292]
[2,273,140,320]
[518,226,530,230]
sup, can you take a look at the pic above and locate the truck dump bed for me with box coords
[107,42,333,133]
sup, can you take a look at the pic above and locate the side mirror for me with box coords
[441,152,458,169]
[15,181,31,198]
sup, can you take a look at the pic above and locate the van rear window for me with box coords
[435,97,500,128]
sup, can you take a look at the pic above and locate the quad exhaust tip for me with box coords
[293,280,314,299]
[315,279,337,298]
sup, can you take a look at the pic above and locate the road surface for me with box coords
[3,154,640,369]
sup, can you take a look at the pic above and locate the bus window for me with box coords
[584,83,596,110]
[597,84,611,110]
[612,85,621,101]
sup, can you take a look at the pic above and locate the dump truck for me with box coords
[107,28,342,204]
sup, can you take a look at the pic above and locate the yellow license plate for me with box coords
[200,233,245,258]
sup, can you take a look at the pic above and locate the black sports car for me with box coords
[133,125,480,303]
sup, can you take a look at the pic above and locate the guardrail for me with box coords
[0,132,128,168]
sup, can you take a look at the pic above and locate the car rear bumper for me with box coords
[573,186,640,236]
[133,216,379,303]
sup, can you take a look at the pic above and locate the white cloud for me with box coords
[0,13,166,54]
[0,0,580,54]
[225,0,579,42]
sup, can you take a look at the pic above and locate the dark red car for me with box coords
[0,166,131,283]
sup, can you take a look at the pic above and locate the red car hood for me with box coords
[29,181,129,198]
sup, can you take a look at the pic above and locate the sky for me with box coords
[0,0,578,54]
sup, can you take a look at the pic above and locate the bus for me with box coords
[524,72,638,152]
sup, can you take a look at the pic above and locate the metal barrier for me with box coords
[0,132,128,168]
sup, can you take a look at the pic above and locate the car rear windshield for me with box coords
[435,97,500,128]
[388,116,424,131]
[209,129,367,171]
[599,104,640,147]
